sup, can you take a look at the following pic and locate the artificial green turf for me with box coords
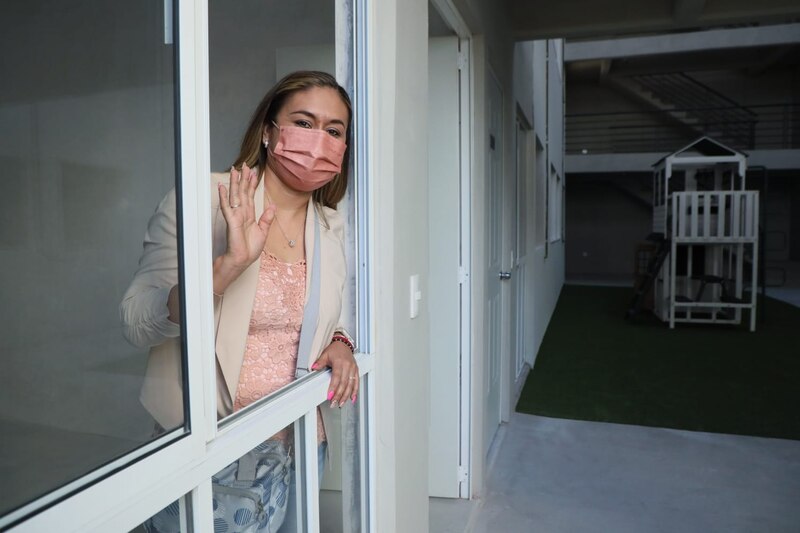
[516,285,800,440]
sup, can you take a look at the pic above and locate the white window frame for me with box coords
[533,134,547,253]
[548,164,563,244]
[3,0,375,530]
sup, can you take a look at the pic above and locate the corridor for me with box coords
[432,413,800,532]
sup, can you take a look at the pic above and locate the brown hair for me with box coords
[233,71,353,209]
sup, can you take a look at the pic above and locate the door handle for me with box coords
[499,271,512,280]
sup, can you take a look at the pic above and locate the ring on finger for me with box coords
[348,376,356,380]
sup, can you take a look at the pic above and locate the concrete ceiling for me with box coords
[508,0,800,40]
[563,24,800,79]
[566,44,800,81]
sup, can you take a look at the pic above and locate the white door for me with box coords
[485,69,504,453]
[427,35,462,498]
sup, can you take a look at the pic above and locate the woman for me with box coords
[121,71,359,532]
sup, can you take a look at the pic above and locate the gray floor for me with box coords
[432,275,800,532]
[431,414,800,533]
[430,496,477,533]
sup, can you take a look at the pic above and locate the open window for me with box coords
[0,0,374,531]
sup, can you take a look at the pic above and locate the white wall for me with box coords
[514,42,535,125]
[369,0,431,531]
[509,41,537,402]
[533,41,549,142]
[548,39,565,178]
[527,41,565,367]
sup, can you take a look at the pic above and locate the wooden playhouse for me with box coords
[632,137,760,331]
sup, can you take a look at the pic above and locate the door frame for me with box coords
[457,35,473,499]
[430,0,473,499]
[487,63,509,431]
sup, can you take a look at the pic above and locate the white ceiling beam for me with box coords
[566,150,800,173]
[565,23,800,62]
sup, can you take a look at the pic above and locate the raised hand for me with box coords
[213,164,275,295]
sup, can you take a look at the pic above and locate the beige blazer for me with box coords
[121,172,348,430]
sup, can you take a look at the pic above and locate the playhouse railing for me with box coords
[671,191,759,242]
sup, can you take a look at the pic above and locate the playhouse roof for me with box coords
[653,136,748,167]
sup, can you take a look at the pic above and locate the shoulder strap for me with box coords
[296,207,321,378]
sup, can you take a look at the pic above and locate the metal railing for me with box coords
[566,103,798,155]
[634,73,757,148]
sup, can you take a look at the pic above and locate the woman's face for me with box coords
[265,86,349,146]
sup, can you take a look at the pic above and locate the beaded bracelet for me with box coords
[332,334,355,353]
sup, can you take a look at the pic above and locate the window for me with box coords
[516,116,530,259]
[0,0,186,522]
[1,0,374,531]
[548,165,563,243]
[534,136,547,249]
[208,0,359,422]
[130,496,191,533]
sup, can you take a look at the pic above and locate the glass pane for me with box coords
[319,397,364,533]
[535,139,547,246]
[517,123,528,258]
[207,410,355,533]
[208,0,359,426]
[209,0,336,171]
[130,495,191,533]
[208,421,308,533]
[0,0,182,517]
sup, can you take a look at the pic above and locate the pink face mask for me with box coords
[268,123,347,192]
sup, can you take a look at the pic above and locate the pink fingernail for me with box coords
[327,390,334,401]
[351,395,357,405]
[311,363,319,370]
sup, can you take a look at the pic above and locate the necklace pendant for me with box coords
[288,240,296,248]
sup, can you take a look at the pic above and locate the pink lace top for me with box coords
[233,250,326,447]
